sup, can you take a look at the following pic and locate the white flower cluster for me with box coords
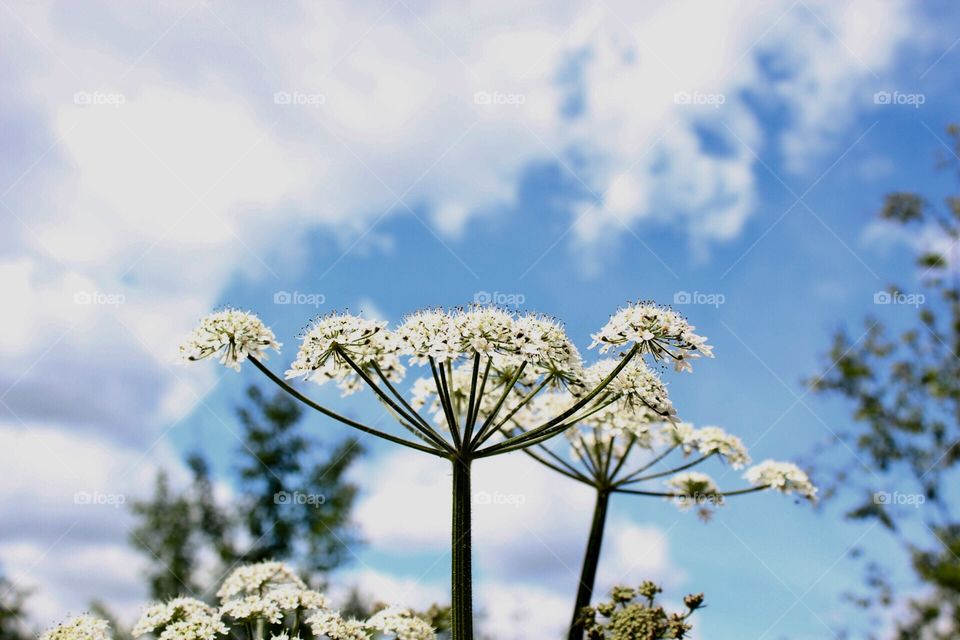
[133,598,228,640]
[180,309,280,371]
[658,423,750,468]
[366,606,437,640]
[692,426,750,469]
[591,302,713,372]
[307,610,370,640]
[285,313,404,395]
[306,608,437,640]
[41,615,111,640]
[745,460,817,500]
[580,358,673,415]
[396,307,581,377]
[216,561,306,600]
[666,472,721,507]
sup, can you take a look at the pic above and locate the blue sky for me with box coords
[2,1,959,638]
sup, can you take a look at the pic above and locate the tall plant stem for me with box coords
[451,455,474,640]
[568,488,610,640]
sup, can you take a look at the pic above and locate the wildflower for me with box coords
[365,606,437,640]
[180,310,280,371]
[658,421,698,452]
[41,616,110,640]
[286,313,404,395]
[590,302,712,372]
[132,598,227,640]
[306,610,369,640]
[745,460,818,500]
[216,561,305,602]
[512,313,582,379]
[666,472,722,510]
[579,358,673,415]
[694,426,750,468]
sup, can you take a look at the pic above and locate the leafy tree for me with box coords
[809,124,960,637]
[0,573,31,640]
[131,385,364,600]
[233,386,363,574]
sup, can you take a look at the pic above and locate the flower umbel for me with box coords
[41,616,110,640]
[590,302,712,372]
[133,598,228,640]
[745,460,818,500]
[181,309,280,371]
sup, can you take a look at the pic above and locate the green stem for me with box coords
[451,456,474,640]
[568,489,610,640]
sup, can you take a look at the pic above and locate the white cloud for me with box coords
[0,423,187,626]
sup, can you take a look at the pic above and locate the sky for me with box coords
[1,0,959,638]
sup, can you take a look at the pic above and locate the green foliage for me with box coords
[577,582,702,640]
[810,124,960,636]
[130,385,364,600]
[233,386,363,573]
[0,573,31,640]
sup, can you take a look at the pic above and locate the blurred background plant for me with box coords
[130,385,364,601]
[810,124,960,638]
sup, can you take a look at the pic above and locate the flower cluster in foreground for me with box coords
[578,582,703,640]
[40,615,110,640]
[44,561,435,640]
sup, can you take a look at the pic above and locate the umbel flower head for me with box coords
[41,615,110,640]
[286,313,404,395]
[590,302,712,372]
[365,606,437,640]
[180,309,280,371]
[216,560,306,601]
[133,598,228,640]
[745,460,818,500]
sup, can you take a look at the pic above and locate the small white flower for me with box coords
[181,309,280,371]
[578,358,673,415]
[217,561,305,602]
[694,426,750,469]
[42,615,110,640]
[306,610,369,640]
[133,598,227,640]
[285,313,404,396]
[658,421,698,453]
[745,460,817,500]
[365,606,436,640]
[590,302,712,371]
[667,472,722,511]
